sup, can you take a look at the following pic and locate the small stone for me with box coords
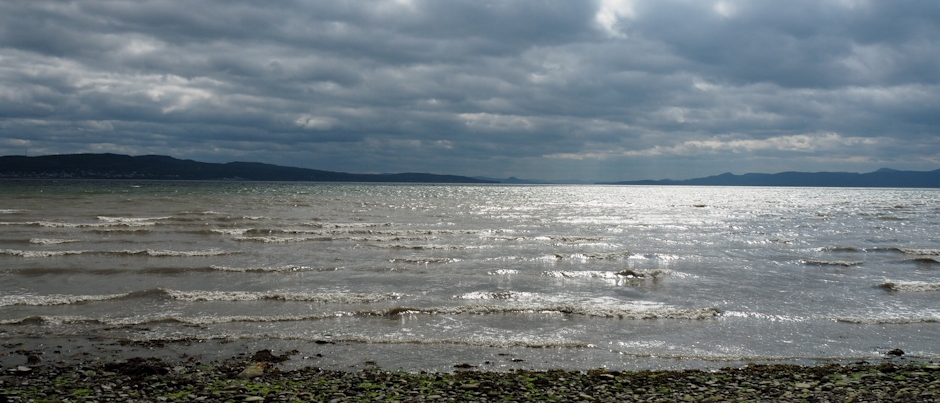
[244,397,265,402]
[578,392,596,401]
[460,384,479,389]
[794,382,813,389]
[16,366,31,373]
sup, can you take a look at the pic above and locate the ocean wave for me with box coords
[389,257,459,265]
[356,304,719,320]
[97,216,171,223]
[542,251,634,261]
[0,293,132,307]
[453,291,538,300]
[371,244,478,250]
[721,311,807,322]
[541,269,674,280]
[800,259,862,266]
[28,238,81,245]
[897,248,940,256]
[488,269,519,275]
[909,257,940,264]
[0,209,24,214]
[303,222,392,229]
[0,304,719,325]
[164,289,405,303]
[0,288,405,307]
[232,236,333,243]
[0,316,103,325]
[210,228,250,236]
[206,265,316,273]
[877,281,940,292]
[819,246,861,252]
[833,316,940,324]
[0,221,144,228]
[0,249,235,258]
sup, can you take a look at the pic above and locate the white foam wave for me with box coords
[98,216,171,223]
[0,249,85,257]
[208,265,313,273]
[389,257,459,264]
[29,238,80,245]
[211,228,250,236]
[543,252,634,261]
[358,304,720,320]
[0,209,23,214]
[488,269,519,275]
[164,290,405,303]
[0,288,404,307]
[371,244,478,250]
[898,248,940,256]
[0,249,234,258]
[233,236,332,243]
[0,304,719,327]
[541,269,674,280]
[878,281,940,292]
[801,259,862,266]
[0,293,131,307]
[833,316,940,324]
[721,311,807,322]
[453,291,537,300]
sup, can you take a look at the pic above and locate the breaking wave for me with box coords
[833,316,940,324]
[453,291,538,300]
[97,216,171,223]
[878,281,940,292]
[233,236,333,243]
[0,249,235,258]
[0,288,405,307]
[801,260,862,266]
[389,257,459,264]
[541,269,676,280]
[28,238,80,245]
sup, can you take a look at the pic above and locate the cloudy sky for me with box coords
[1,0,939,181]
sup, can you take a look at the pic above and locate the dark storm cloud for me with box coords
[1,0,938,181]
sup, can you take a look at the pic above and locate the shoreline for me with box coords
[2,346,938,402]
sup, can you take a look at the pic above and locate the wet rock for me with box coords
[238,363,266,379]
[251,349,295,363]
[886,349,905,357]
[103,357,169,378]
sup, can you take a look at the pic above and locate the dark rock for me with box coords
[251,349,295,363]
[26,354,42,365]
[886,349,905,357]
[103,357,169,378]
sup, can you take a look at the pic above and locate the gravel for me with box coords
[2,352,940,402]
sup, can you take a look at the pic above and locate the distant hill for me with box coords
[604,168,940,188]
[0,154,495,184]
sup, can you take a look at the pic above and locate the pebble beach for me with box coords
[3,349,940,403]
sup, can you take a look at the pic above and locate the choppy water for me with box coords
[2,180,939,370]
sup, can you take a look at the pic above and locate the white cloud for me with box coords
[595,0,635,37]
[295,115,335,130]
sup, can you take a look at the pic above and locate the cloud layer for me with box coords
[1,0,938,181]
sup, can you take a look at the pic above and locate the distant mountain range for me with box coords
[0,153,494,183]
[604,168,940,188]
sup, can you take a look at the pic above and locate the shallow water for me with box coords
[1,180,939,370]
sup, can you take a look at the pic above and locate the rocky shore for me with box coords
[2,350,940,403]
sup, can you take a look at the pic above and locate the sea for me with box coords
[1,180,939,371]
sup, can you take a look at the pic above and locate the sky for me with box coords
[1,0,939,182]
